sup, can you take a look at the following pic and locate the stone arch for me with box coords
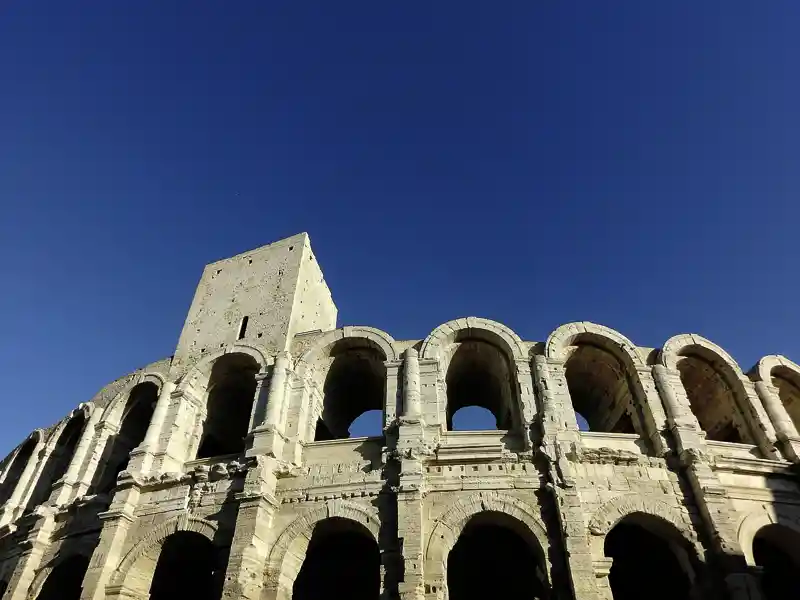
[0,430,44,508]
[546,323,656,440]
[735,507,800,567]
[752,355,800,437]
[425,491,551,582]
[661,333,768,447]
[265,500,380,595]
[660,334,744,375]
[112,514,218,586]
[420,317,526,363]
[545,321,645,367]
[299,328,395,440]
[27,552,91,600]
[0,429,43,484]
[421,319,526,431]
[100,372,165,425]
[26,545,94,600]
[43,404,92,452]
[588,494,700,550]
[26,407,91,510]
[753,355,800,385]
[177,343,270,394]
[298,326,398,369]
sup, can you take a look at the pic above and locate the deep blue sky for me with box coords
[1,2,799,453]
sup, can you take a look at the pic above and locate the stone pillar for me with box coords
[3,512,57,600]
[248,353,290,458]
[403,349,421,419]
[652,364,760,600]
[591,558,614,600]
[220,458,279,600]
[79,484,142,600]
[52,406,104,506]
[398,489,425,600]
[72,421,119,498]
[533,356,600,600]
[754,381,800,462]
[7,440,59,521]
[152,387,203,472]
[0,439,44,526]
[741,380,780,460]
[514,359,538,450]
[635,367,671,456]
[128,381,176,474]
[265,353,289,428]
[248,372,271,432]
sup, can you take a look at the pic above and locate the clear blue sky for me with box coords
[1,2,799,453]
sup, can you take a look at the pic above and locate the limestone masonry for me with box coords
[1,232,799,600]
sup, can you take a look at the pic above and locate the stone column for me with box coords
[398,489,425,600]
[741,380,780,459]
[7,441,57,521]
[635,367,671,456]
[265,353,289,428]
[652,364,760,600]
[754,381,800,462]
[533,355,600,600]
[220,458,279,600]
[79,484,142,600]
[0,439,44,526]
[152,387,203,472]
[248,372,271,433]
[3,511,57,600]
[127,381,176,474]
[591,558,614,600]
[514,359,537,451]
[72,421,119,498]
[52,406,103,506]
[403,349,421,419]
[248,353,290,458]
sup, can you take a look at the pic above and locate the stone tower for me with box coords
[0,233,799,600]
[171,232,337,374]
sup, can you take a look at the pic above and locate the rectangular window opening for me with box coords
[238,316,249,340]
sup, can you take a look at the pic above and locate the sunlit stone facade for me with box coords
[1,232,799,600]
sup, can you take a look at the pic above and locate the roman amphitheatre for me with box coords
[0,232,798,600]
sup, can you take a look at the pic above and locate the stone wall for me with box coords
[0,233,799,600]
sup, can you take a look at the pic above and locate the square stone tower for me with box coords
[171,232,337,374]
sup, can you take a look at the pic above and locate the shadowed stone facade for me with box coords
[0,232,799,600]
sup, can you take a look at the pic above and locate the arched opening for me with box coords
[35,555,89,600]
[676,353,754,444]
[450,406,497,430]
[28,413,86,510]
[445,340,515,431]
[314,341,386,441]
[447,511,548,600]
[197,353,259,458]
[605,515,695,600]
[292,517,380,600]
[564,344,640,434]
[93,382,158,494]
[149,531,223,600]
[771,368,800,435]
[752,524,800,600]
[0,437,37,506]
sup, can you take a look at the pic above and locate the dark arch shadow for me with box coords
[293,517,380,600]
[35,555,90,600]
[447,511,549,600]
